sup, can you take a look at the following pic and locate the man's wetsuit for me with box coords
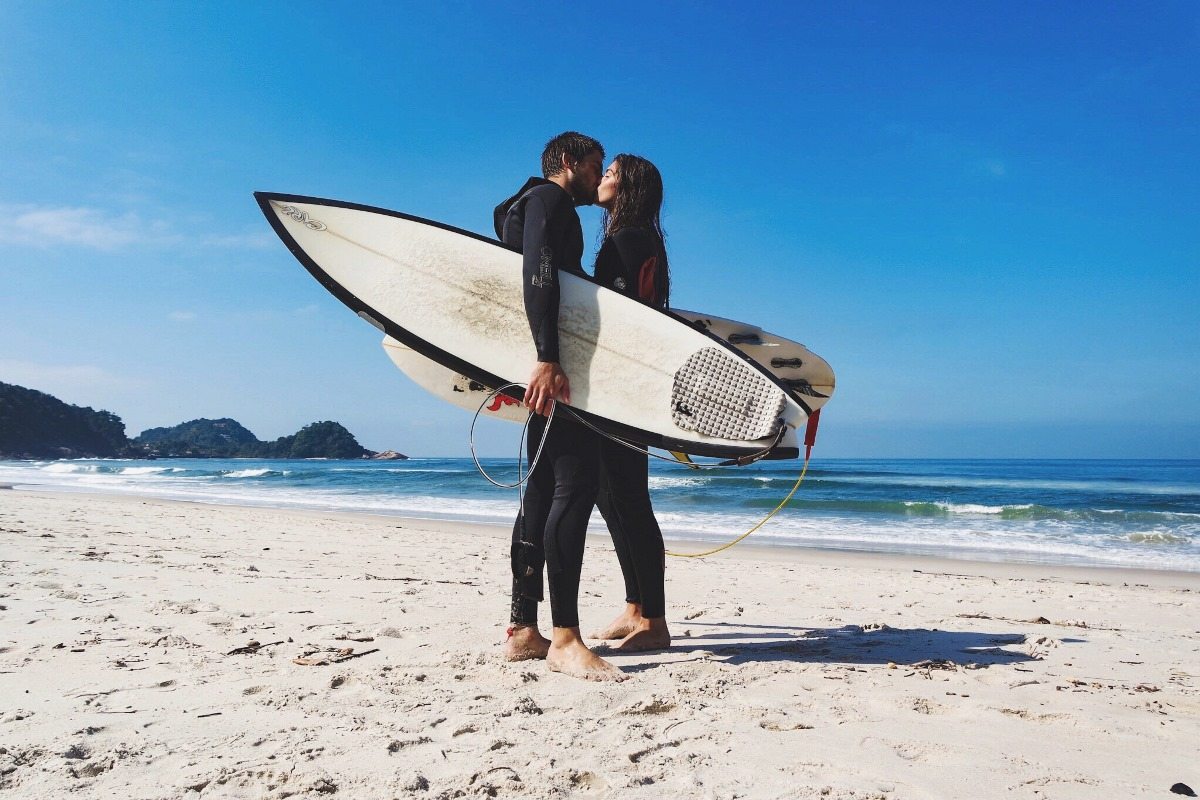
[495,178,600,630]
[592,227,668,620]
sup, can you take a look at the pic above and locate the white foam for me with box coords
[647,476,706,489]
[41,463,98,474]
[933,502,1024,515]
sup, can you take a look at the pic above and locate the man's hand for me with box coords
[525,361,570,417]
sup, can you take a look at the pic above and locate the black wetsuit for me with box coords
[496,178,600,629]
[592,227,668,619]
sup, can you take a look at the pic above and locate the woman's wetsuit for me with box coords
[592,226,668,619]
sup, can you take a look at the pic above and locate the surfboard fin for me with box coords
[669,450,700,469]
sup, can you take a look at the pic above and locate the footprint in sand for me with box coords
[997,707,1070,723]
[910,697,949,715]
[567,770,608,792]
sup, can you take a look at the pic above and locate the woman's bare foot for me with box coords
[547,627,626,681]
[589,602,642,640]
[616,616,671,652]
[504,625,550,661]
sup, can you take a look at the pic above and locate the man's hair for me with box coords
[541,131,604,178]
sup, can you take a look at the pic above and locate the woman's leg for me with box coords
[601,441,666,618]
[596,440,671,651]
[592,445,646,639]
[597,456,643,607]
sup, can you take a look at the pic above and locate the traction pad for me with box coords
[671,347,786,441]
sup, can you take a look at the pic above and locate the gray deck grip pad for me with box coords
[671,347,786,441]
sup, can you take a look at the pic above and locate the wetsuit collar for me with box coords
[493,177,554,239]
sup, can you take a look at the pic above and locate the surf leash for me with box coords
[664,451,810,558]
[665,409,821,557]
[469,388,821,559]
[468,383,554,490]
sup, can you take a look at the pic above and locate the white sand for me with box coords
[1,488,1198,799]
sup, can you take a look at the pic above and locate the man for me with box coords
[494,131,624,681]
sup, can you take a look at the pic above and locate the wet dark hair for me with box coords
[602,154,670,307]
[541,131,604,178]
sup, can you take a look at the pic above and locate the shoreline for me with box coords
[1,487,1198,797]
[10,484,1200,588]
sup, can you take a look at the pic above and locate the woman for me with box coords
[590,154,672,652]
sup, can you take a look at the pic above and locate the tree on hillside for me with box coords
[0,382,131,458]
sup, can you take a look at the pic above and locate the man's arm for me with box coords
[525,361,569,417]
[520,193,569,415]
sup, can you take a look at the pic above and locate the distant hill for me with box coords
[250,420,378,459]
[135,418,261,458]
[134,418,384,459]
[0,382,403,460]
[0,382,134,459]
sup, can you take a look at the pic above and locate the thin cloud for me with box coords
[0,205,154,250]
[979,158,1007,178]
[0,359,149,394]
[0,204,276,252]
[169,311,198,322]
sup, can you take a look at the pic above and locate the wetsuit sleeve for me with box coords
[520,194,561,363]
[611,229,660,305]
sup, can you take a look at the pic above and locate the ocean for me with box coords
[2,457,1198,572]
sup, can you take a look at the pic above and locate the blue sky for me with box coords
[2,2,1197,458]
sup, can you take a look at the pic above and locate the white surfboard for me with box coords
[382,311,835,426]
[257,193,818,460]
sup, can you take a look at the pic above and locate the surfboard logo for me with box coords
[531,246,554,288]
[453,375,521,411]
[277,204,327,231]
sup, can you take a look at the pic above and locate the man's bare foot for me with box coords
[547,627,626,681]
[589,603,642,640]
[504,625,550,661]
[616,617,671,652]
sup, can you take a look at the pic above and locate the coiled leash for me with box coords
[468,383,554,490]
[468,385,820,557]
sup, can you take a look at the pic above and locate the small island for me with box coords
[0,382,405,461]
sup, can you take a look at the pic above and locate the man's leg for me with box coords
[506,415,552,661]
[541,417,624,681]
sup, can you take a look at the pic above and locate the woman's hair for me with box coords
[602,154,670,307]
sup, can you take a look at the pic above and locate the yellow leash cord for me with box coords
[665,452,811,558]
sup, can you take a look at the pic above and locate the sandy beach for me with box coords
[1,487,1198,799]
